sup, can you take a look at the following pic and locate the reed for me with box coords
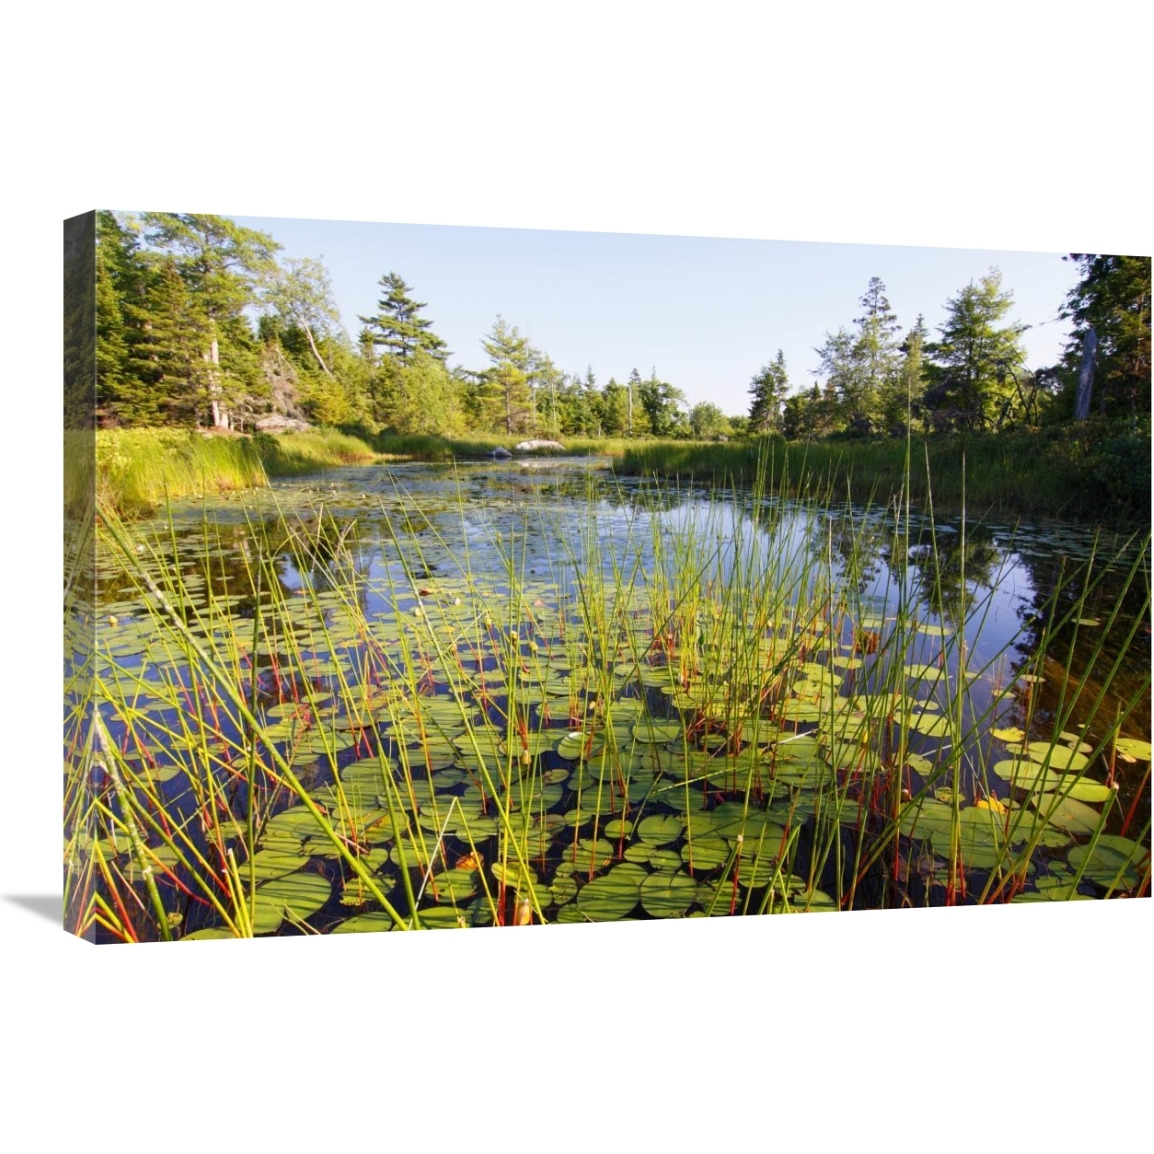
[64,445,1151,940]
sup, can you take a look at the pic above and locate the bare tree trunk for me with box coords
[207,333,230,429]
[1074,326,1097,421]
[303,321,334,378]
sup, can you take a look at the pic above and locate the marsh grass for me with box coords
[64,447,1151,941]
[617,427,1152,524]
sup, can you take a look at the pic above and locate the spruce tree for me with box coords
[748,350,789,433]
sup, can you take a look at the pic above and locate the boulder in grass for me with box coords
[256,415,312,434]
[513,439,565,453]
[490,447,513,460]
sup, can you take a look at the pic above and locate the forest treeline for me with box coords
[92,212,1149,450]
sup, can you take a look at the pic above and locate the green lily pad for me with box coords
[636,814,685,845]
[332,912,395,933]
[632,720,685,744]
[639,870,698,917]
[1033,794,1106,836]
[1114,737,1152,761]
[1068,835,1148,890]
[556,731,605,761]
[575,865,643,920]
[1025,742,1090,772]
[252,871,332,934]
[681,835,730,871]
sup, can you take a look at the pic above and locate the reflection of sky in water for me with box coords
[142,457,1145,708]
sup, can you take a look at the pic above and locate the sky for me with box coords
[233,213,1085,416]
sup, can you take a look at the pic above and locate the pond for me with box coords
[65,457,1151,941]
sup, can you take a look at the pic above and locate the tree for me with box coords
[601,377,629,436]
[812,327,860,432]
[637,369,686,436]
[690,401,731,439]
[814,277,903,433]
[358,272,449,365]
[531,351,565,436]
[478,316,534,434]
[141,213,280,428]
[748,350,789,433]
[1060,254,1151,420]
[377,349,465,435]
[265,257,343,378]
[925,269,1027,431]
[121,256,213,426]
[854,277,903,419]
[880,313,928,434]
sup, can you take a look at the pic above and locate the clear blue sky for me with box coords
[235,213,1084,417]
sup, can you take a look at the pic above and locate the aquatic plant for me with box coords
[64,452,1151,941]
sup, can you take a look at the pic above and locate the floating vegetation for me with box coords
[63,458,1151,942]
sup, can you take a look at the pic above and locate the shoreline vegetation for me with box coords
[81,421,1150,526]
[79,212,1149,530]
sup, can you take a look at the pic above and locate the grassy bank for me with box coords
[86,428,632,519]
[616,423,1152,525]
[88,428,380,518]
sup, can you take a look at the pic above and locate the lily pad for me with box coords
[639,870,698,917]
[1068,835,1148,890]
[1114,737,1152,761]
[575,865,643,920]
[252,871,332,934]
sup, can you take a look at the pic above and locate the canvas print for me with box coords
[63,211,1151,942]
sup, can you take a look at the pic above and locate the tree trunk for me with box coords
[207,332,230,429]
[303,321,334,377]
[1074,326,1097,420]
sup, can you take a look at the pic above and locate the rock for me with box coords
[255,415,312,434]
[513,439,565,453]
[490,447,513,459]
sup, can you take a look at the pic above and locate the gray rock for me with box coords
[513,439,566,453]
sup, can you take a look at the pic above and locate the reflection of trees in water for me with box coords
[1006,541,1151,735]
[904,524,1002,620]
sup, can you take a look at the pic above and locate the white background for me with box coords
[2,4,1149,1149]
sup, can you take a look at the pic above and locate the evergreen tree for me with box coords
[359,272,449,364]
[141,213,280,428]
[122,256,213,426]
[95,211,135,423]
[478,316,534,434]
[812,327,860,432]
[748,350,789,433]
[1059,254,1151,420]
[601,378,628,436]
[854,276,903,416]
[880,313,928,434]
[925,269,1026,431]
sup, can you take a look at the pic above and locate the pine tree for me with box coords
[478,316,534,434]
[359,272,448,365]
[748,350,789,433]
